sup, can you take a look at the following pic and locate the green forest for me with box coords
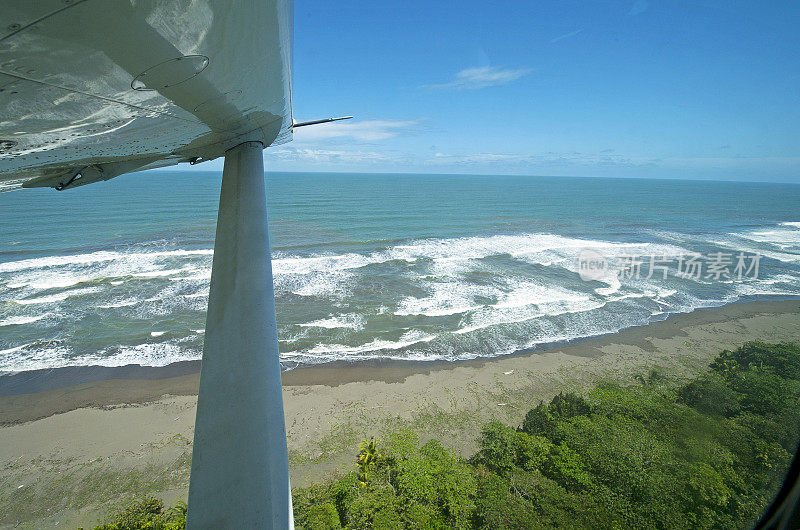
[95,341,800,529]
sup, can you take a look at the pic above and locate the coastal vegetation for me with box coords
[91,497,186,529]
[94,341,799,529]
[294,341,800,529]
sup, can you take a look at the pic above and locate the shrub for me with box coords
[392,439,477,527]
[680,374,742,417]
[476,420,519,474]
[521,392,592,440]
[304,502,341,529]
[473,474,541,529]
[521,402,555,438]
[342,485,403,529]
[543,444,592,492]
[292,482,342,529]
[515,432,552,471]
[728,367,790,416]
[711,341,800,381]
[548,392,592,419]
[93,497,186,530]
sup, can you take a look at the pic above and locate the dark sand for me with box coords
[2,300,798,425]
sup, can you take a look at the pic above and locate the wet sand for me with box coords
[0,300,798,528]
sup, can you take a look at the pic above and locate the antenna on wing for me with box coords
[292,116,353,128]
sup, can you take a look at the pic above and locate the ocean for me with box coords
[1,171,799,375]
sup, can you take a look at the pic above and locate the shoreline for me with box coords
[1,298,799,528]
[1,299,798,425]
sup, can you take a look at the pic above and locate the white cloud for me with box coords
[433,152,519,163]
[424,66,532,90]
[292,119,419,142]
[427,151,653,168]
[270,146,393,164]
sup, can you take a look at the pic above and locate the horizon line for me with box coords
[142,167,800,186]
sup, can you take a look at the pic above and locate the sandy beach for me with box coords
[1,299,799,528]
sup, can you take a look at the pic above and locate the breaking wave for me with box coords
[1,224,799,374]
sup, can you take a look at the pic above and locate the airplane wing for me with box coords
[0,0,294,192]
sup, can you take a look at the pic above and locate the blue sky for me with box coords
[208,1,800,182]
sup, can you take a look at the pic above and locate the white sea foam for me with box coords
[174,270,211,282]
[299,314,364,330]
[393,233,633,263]
[0,342,71,373]
[606,292,653,303]
[454,298,605,335]
[453,280,691,338]
[594,275,621,296]
[395,301,482,317]
[12,275,90,290]
[2,225,798,373]
[0,233,688,319]
[0,313,50,326]
[0,249,214,274]
[492,280,585,309]
[13,287,98,305]
[0,250,213,300]
[273,253,376,275]
[272,233,684,280]
[757,274,800,285]
[644,227,800,263]
[0,343,35,355]
[394,280,496,317]
[79,343,199,369]
[96,299,139,309]
[13,293,70,305]
[0,251,121,273]
[300,330,436,356]
[734,278,800,298]
[707,238,800,263]
[291,273,353,297]
[131,266,197,278]
[0,341,200,374]
[734,229,800,249]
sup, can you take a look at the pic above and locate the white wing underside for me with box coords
[0,0,293,192]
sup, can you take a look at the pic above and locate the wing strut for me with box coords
[187,141,293,528]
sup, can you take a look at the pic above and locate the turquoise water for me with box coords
[1,171,799,373]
